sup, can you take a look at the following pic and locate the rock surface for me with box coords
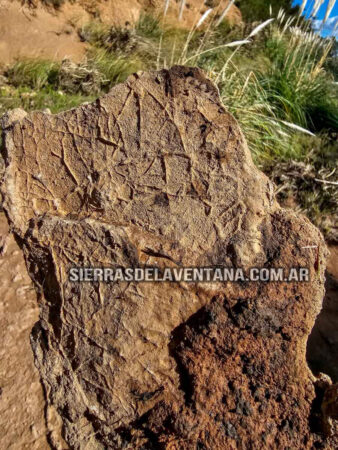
[0,213,48,449]
[1,66,336,449]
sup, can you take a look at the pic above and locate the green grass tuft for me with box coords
[87,48,144,89]
[6,60,60,90]
[136,13,162,40]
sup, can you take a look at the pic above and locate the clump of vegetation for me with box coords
[135,13,163,39]
[78,22,139,53]
[236,0,300,22]
[325,40,338,80]
[87,48,143,88]
[78,14,167,62]
[58,59,105,94]
[6,60,60,90]
[3,52,142,97]
[22,0,66,9]
[261,26,337,133]
[0,83,95,115]
[42,0,66,7]
[267,132,337,238]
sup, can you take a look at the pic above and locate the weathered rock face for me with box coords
[0,212,48,450]
[1,66,336,449]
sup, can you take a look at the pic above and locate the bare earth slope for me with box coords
[0,0,241,65]
[0,0,86,65]
[1,66,337,448]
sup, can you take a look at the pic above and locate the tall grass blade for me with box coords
[225,39,252,47]
[249,19,274,37]
[196,8,213,28]
[184,39,251,63]
[299,0,307,15]
[178,0,186,21]
[215,0,235,27]
[282,121,316,136]
[312,0,325,17]
[164,0,170,17]
[277,8,285,21]
[324,0,335,23]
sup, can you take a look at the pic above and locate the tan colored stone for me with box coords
[0,213,47,449]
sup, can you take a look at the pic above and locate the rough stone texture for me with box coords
[307,246,338,384]
[0,213,48,449]
[1,66,337,449]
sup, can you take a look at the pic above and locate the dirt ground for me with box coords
[0,0,241,66]
[0,0,87,65]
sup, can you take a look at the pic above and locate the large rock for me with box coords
[1,66,336,449]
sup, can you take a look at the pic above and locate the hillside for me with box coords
[0,0,241,64]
